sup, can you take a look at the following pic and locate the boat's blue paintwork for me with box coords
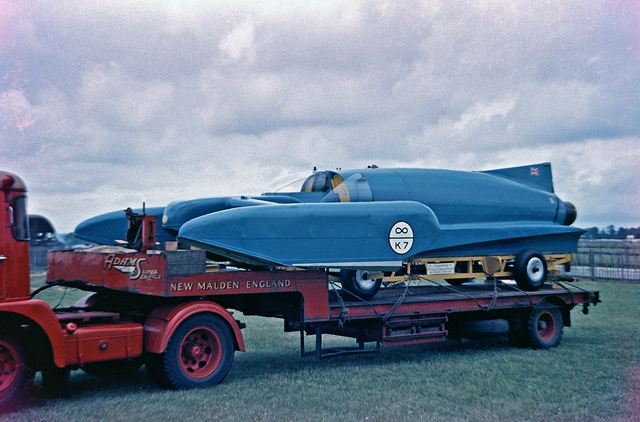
[162,197,269,235]
[320,167,572,225]
[74,163,583,272]
[421,223,584,257]
[175,163,582,269]
[178,201,440,269]
[74,207,173,245]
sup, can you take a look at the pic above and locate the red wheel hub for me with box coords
[179,326,222,379]
[0,340,21,394]
[536,311,557,341]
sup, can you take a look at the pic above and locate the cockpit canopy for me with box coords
[263,170,373,203]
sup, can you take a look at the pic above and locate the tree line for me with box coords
[582,226,640,240]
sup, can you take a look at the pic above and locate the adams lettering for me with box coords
[104,254,147,280]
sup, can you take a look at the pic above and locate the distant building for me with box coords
[28,215,63,248]
[28,215,64,271]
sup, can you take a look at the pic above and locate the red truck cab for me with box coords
[0,172,88,412]
[0,171,31,301]
[0,171,41,412]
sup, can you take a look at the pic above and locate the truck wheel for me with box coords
[513,249,547,291]
[340,270,382,300]
[525,305,563,349]
[147,314,234,390]
[0,332,34,413]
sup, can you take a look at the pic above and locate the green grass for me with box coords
[7,279,640,421]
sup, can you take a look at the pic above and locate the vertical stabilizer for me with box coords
[481,162,555,193]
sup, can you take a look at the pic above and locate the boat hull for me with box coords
[178,200,584,270]
[74,163,584,271]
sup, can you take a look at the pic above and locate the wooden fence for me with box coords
[564,240,640,282]
[30,246,51,272]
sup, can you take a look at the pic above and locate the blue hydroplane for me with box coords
[75,163,583,298]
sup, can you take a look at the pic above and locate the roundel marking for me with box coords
[389,221,414,255]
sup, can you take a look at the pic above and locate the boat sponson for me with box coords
[177,201,441,270]
[417,223,584,257]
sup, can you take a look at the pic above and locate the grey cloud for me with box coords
[1,0,638,232]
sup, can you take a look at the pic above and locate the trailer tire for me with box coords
[146,314,234,390]
[0,331,34,413]
[514,249,547,291]
[340,270,382,300]
[525,304,563,349]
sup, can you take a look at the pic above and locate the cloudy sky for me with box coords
[1,0,638,233]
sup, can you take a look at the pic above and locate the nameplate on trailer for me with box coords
[426,262,455,275]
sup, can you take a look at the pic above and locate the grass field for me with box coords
[5,278,640,422]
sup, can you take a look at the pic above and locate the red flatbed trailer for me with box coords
[46,248,599,361]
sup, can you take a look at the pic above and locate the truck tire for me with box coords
[513,249,547,291]
[0,331,34,413]
[509,304,563,349]
[146,314,234,390]
[340,270,382,300]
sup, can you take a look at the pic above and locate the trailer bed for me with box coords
[329,281,597,318]
[46,249,600,358]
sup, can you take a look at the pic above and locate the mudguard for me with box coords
[144,301,245,354]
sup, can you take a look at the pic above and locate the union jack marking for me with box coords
[530,167,539,176]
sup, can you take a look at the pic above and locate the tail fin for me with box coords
[481,162,555,193]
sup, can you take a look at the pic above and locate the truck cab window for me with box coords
[10,196,29,241]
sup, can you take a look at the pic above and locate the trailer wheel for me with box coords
[0,331,33,413]
[525,305,563,349]
[147,314,234,390]
[340,270,382,300]
[513,249,547,291]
